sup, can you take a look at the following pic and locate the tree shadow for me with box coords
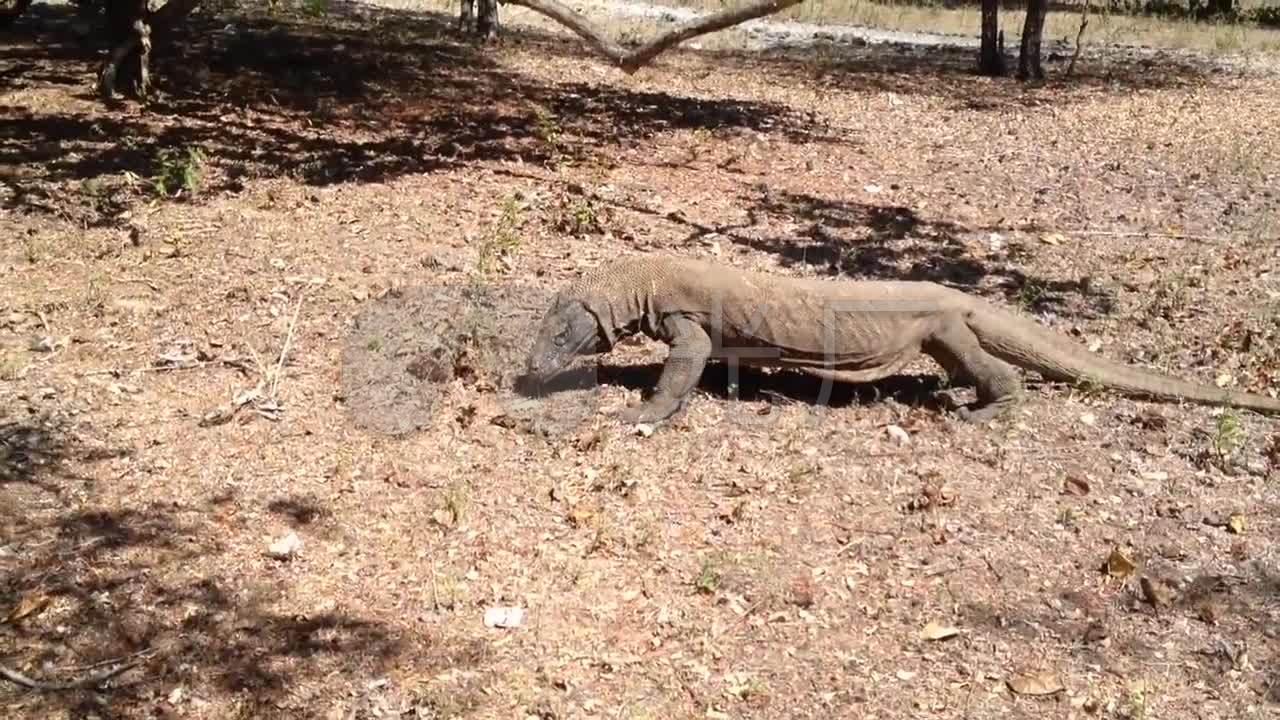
[739,187,1113,315]
[0,1,837,225]
[513,170,1115,318]
[0,414,408,715]
[693,14,1232,104]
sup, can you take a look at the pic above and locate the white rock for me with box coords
[267,531,301,560]
[483,606,525,629]
[886,424,910,445]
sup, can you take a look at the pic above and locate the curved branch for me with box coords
[501,0,807,73]
[0,658,145,692]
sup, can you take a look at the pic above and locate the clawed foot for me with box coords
[954,398,1017,423]
[616,396,686,426]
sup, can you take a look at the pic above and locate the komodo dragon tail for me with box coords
[963,301,1280,415]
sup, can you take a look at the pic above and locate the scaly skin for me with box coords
[524,255,1280,424]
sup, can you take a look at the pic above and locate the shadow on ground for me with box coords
[0,0,1228,227]
[503,167,1114,313]
[0,414,409,715]
[528,360,948,416]
[0,1,836,225]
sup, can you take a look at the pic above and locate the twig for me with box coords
[270,289,306,399]
[710,600,764,641]
[1066,0,1090,79]
[0,657,144,692]
[80,358,251,377]
[58,648,153,673]
[981,553,1004,584]
[1064,229,1214,241]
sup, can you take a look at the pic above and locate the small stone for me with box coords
[483,606,525,628]
[267,531,301,560]
[886,424,910,446]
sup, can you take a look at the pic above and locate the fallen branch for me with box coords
[501,0,806,73]
[1064,229,1214,242]
[79,357,253,377]
[0,657,145,692]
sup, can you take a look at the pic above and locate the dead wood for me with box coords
[502,0,806,73]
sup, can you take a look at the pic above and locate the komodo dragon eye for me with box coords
[553,331,568,347]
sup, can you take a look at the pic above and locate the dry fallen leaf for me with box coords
[1007,670,1065,696]
[1105,547,1137,578]
[1227,512,1246,535]
[920,621,959,641]
[1063,474,1091,496]
[3,592,51,624]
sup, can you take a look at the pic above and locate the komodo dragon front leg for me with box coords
[618,314,711,424]
[922,311,1024,422]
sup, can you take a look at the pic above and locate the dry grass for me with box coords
[2,1,1280,718]
[654,0,1280,54]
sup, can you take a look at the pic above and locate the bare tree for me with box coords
[978,0,1005,76]
[1018,0,1049,81]
[500,0,806,74]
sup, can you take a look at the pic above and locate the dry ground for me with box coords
[3,1,1280,718]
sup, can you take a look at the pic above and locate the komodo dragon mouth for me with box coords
[524,297,610,382]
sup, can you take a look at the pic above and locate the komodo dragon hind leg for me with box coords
[923,313,1023,422]
[618,315,711,425]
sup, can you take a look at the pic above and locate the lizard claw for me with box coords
[617,397,686,426]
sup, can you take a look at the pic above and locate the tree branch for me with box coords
[0,658,145,692]
[501,0,807,73]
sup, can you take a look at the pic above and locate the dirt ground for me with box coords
[3,1,1280,718]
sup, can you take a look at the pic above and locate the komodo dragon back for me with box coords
[958,293,1280,414]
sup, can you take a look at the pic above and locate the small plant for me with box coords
[1143,272,1193,322]
[475,195,524,276]
[1071,373,1106,397]
[1015,279,1048,309]
[0,349,31,381]
[694,555,724,595]
[153,145,207,197]
[553,195,605,236]
[304,0,328,16]
[1123,679,1149,720]
[436,480,471,527]
[1212,409,1245,461]
[530,105,573,169]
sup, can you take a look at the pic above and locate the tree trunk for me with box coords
[459,0,500,39]
[978,0,1005,76]
[99,0,150,99]
[1018,0,1049,81]
[476,0,500,40]
[0,0,33,28]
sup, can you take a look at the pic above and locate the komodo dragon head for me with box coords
[524,293,612,381]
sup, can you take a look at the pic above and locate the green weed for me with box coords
[153,145,207,197]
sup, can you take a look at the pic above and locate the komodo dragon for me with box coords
[523,255,1280,424]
